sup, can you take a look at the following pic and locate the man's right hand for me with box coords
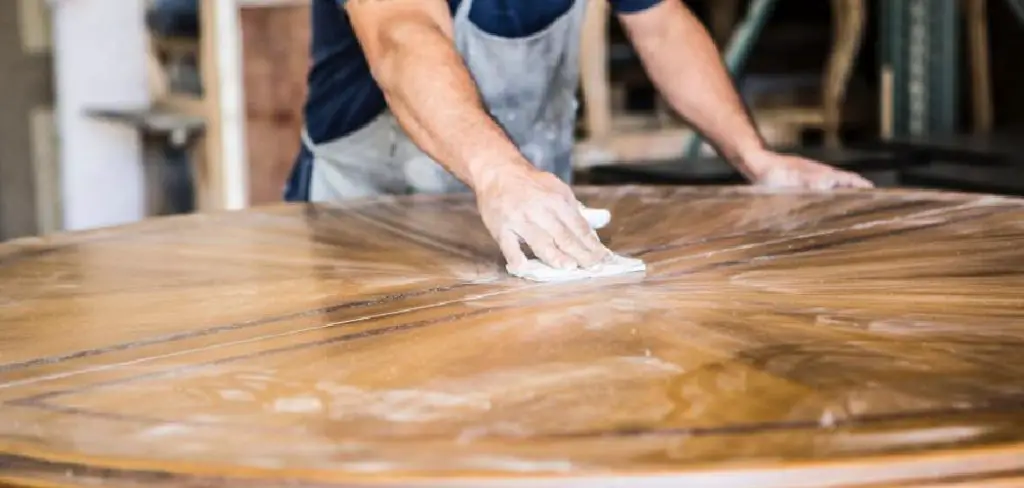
[346,0,609,270]
[473,164,612,272]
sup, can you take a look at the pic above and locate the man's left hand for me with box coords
[742,150,875,190]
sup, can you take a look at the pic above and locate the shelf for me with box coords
[86,106,206,143]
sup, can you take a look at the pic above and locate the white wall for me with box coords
[51,0,149,231]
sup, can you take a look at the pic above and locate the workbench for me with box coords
[1,186,1023,486]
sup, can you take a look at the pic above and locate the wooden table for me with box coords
[1,187,1023,487]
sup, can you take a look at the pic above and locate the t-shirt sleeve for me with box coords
[609,0,664,14]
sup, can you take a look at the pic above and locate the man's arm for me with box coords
[345,0,527,187]
[345,0,610,269]
[617,0,763,177]
[618,0,873,188]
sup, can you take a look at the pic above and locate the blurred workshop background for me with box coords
[1,0,1023,242]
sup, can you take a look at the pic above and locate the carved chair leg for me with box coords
[580,0,612,141]
[823,0,865,148]
[965,0,993,133]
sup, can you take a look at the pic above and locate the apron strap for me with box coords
[284,138,314,202]
[454,0,474,24]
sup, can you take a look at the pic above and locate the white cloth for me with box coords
[508,253,647,282]
[581,207,610,229]
[507,207,647,282]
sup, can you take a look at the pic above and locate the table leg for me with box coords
[580,0,612,141]
[965,0,993,134]
[823,0,865,148]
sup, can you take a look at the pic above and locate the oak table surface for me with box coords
[1,186,1023,487]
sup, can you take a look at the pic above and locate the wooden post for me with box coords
[965,0,993,133]
[199,0,249,211]
[823,0,865,147]
[580,0,611,142]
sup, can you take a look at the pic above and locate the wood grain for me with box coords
[1,186,1023,487]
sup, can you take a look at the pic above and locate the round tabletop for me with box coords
[1,186,1023,487]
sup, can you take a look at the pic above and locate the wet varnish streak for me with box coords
[1,186,1024,487]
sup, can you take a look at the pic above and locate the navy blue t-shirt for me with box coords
[303,0,662,144]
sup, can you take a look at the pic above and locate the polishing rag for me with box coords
[506,206,647,282]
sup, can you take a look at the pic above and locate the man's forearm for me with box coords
[621,0,767,176]
[363,19,531,189]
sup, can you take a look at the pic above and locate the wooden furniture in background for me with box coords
[579,0,612,143]
[578,0,995,164]
[578,0,868,164]
[146,34,204,117]
[2,186,1024,486]
[0,0,57,240]
[823,0,865,148]
[142,0,247,212]
[238,4,310,205]
[145,1,312,208]
[965,0,994,134]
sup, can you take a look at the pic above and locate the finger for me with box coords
[537,207,609,268]
[825,171,866,189]
[499,229,528,271]
[516,220,577,270]
[552,202,610,255]
[760,170,801,189]
[562,208,613,266]
[845,172,875,188]
[811,174,838,191]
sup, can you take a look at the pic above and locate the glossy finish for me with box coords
[1,186,1023,487]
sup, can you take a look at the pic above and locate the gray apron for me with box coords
[302,0,587,201]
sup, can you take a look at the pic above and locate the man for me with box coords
[285,0,873,272]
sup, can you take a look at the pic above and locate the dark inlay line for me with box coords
[5,402,173,426]
[627,197,963,259]
[742,218,956,259]
[643,206,998,280]
[0,282,479,373]
[878,469,1024,487]
[317,204,494,264]
[11,307,501,404]
[0,246,66,268]
[544,396,1024,440]
[824,198,946,225]
[0,453,192,486]
[629,229,770,258]
[16,391,1024,443]
[754,207,1009,259]
[363,205,498,264]
[0,217,204,270]
[0,451,342,488]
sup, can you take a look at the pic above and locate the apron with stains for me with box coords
[289,0,587,201]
